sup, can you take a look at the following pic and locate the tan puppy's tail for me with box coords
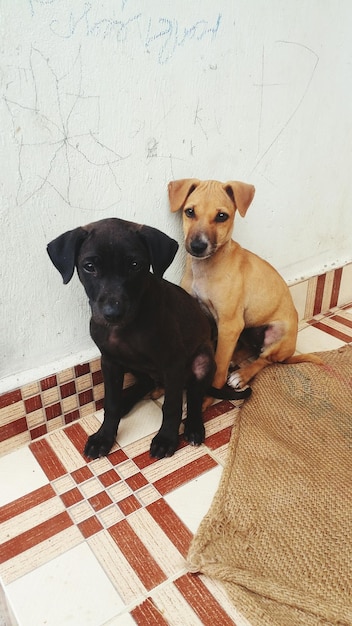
[283,353,324,366]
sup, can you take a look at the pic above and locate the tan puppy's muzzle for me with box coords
[186,231,215,258]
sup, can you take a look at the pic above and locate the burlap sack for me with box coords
[188,345,352,626]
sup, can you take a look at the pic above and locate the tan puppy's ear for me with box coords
[168,179,200,212]
[223,181,255,217]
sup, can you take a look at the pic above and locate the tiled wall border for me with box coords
[289,262,352,321]
[0,359,104,457]
[1,262,352,456]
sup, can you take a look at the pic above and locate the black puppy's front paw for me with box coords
[150,433,178,459]
[183,421,205,446]
[84,430,115,459]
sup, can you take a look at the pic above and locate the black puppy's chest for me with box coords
[91,320,160,374]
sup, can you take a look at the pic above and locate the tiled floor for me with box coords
[1,305,352,626]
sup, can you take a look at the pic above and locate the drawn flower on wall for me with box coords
[4,45,128,210]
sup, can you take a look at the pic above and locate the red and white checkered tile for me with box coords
[0,305,351,626]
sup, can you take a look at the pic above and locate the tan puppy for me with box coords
[168,178,321,399]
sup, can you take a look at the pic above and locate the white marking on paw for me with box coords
[227,371,242,389]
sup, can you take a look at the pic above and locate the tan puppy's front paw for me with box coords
[227,370,242,388]
[206,383,252,402]
[202,396,215,411]
[227,371,251,395]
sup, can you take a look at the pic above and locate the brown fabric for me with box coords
[188,346,352,626]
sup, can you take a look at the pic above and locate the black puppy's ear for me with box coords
[138,225,179,278]
[47,227,88,284]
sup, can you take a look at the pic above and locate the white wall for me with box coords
[1,0,352,389]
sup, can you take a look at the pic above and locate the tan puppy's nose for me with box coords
[189,236,209,257]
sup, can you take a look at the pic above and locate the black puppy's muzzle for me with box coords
[101,301,125,324]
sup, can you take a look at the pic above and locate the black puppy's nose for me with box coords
[102,302,123,323]
[190,238,208,256]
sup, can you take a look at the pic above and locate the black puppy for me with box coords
[47,217,217,459]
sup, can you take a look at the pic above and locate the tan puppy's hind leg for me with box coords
[228,322,291,387]
[228,355,272,388]
[283,353,324,365]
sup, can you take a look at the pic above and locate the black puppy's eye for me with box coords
[215,212,229,223]
[130,260,141,271]
[184,207,195,219]
[83,262,96,273]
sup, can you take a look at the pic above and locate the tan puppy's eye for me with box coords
[215,212,229,223]
[184,207,195,218]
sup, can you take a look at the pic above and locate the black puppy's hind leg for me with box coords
[84,356,125,459]
[184,346,215,446]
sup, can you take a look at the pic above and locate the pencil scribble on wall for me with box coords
[4,46,128,210]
